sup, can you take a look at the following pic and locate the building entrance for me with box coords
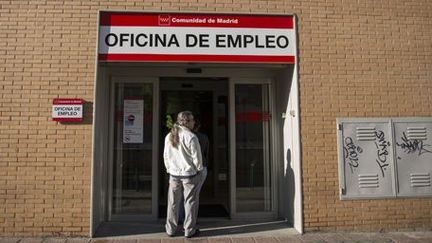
[101,67,287,228]
[93,11,302,235]
[158,78,230,218]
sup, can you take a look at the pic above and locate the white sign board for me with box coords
[98,12,296,64]
[52,98,83,122]
[123,99,144,144]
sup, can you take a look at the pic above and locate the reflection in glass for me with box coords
[235,84,271,212]
[112,83,153,215]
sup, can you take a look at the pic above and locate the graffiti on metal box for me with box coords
[396,132,432,156]
[344,137,363,173]
[374,130,390,177]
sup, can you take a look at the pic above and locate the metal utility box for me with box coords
[337,118,432,200]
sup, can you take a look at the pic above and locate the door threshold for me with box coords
[94,219,295,238]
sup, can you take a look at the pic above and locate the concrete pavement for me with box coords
[2,231,432,243]
[2,221,432,243]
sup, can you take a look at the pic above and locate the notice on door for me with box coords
[123,99,144,143]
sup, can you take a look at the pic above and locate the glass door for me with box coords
[158,78,230,218]
[109,80,157,220]
[230,79,275,218]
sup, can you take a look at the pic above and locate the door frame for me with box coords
[229,78,278,219]
[107,76,160,221]
[107,75,279,220]
[92,65,302,237]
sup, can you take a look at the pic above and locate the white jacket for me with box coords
[163,125,203,176]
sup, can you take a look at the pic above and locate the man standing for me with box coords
[163,111,203,238]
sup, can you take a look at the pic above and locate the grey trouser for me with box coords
[165,169,207,236]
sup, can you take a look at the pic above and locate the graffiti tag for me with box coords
[396,132,432,156]
[374,130,390,177]
[344,137,363,173]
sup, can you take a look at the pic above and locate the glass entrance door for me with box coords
[230,80,275,217]
[108,77,274,221]
[110,81,156,220]
[159,78,230,218]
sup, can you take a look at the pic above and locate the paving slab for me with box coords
[253,236,279,243]
[340,233,375,242]
[317,233,349,243]
[137,239,161,243]
[275,235,303,243]
[43,238,68,243]
[227,238,254,243]
[387,233,419,243]
[297,233,326,243]
[183,238,208,243]
[160,239,185,243]
[90,239,112,243]
[65,239,91,243]
[0,238,21,243]
[206,238,231,243]
[113,240,137,243]
[403,231,432,239]
[3,231,432,243]
[19,238,45,243]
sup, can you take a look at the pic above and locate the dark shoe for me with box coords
[185,229,200,238]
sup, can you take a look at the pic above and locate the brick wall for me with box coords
[0,0,96,237]
[296,0,432,232]
[0,0,431,237]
